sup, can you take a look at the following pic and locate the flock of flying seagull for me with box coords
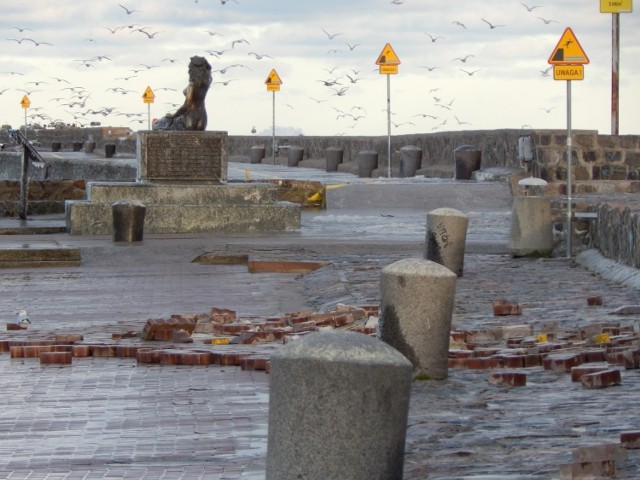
[1,1,560,134]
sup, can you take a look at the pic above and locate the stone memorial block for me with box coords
[137,130,228,184]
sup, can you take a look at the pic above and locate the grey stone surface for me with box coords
[379,258,457,380]
[266,331,412,480]
[508,195,554,256]
[425,207,469,276]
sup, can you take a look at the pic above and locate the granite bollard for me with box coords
[249,145,266,164]
[266,331,412,480]
[357,149,378,177]
[72,141,83,152]
[104,143,116,158]
[287,146,304,167]
[454,145,481,180]
[508,179,553,257]
[51,142,61,152]
[425,207,469,277]
[399,145,422,177]
[325,146,344,172]
[379,258,457,380]
[112,200,146,242]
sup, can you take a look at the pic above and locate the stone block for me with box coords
[508,196,554,257]
[572,443,627,463]
[543,353,584,372]
[580,369,621,388]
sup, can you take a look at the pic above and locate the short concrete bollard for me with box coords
[112,200,146,242]
[379,258,457,380]
[266,331,412,480]
[287,146,304,167]
[249,145,266,164]
[325,146,344,172]
[508,195,554,257]
[399,145,422,177]
[105,143,116,158]
[72,141,83,152]
[425,207,469,277]
[51,142,61,152]
[454,145,481,180]
[357,149,378,177]
[84,141,96,154]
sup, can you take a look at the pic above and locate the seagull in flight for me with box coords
[231,38,250,48]
[482,18,506,29]
[11,27,32,33]
[425,33,445,43]
[119,4,139,14]
[220,0,239,4]
[540,106,556,113]
[24,38,53,46]
[452,20,467,29]
[455,116,471,126]
[419,66,440,71]
[452,55,474,63]
[540,66,552,77]
[204,30,224,37]
[248,52,272,59]
[322,28,342,40]
[345,42,360,51]
[460,69,479,76]
[520,3,541,11]
[537,17,559,24]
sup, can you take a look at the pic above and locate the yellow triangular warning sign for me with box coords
[142,86,155,103]
[265,69,283,85]
[548,28,589,65]
[20,95,31,109]
[376,43,401,66]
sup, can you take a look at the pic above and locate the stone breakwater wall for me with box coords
[2,128,639,182]
[591,201,640,269]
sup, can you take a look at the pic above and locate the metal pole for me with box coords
[272,90,276,165]
[566,80,573,259]
[386,74,391,178]
[611,13,620,135]
[148,103,151,130]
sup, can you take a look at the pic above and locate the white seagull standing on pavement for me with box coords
[16,309,30,326]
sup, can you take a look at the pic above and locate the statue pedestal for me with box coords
[65,131,300,235]
[137,131,227,184]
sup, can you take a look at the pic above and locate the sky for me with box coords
[1,0,639,137]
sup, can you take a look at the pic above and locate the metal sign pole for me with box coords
[147,103,151,130]
[611,13,620,135]
[566,80,573,258]
[386,74,391,178]
[272,90,276,165]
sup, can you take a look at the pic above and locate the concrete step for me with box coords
[0,242,80,268]
[87,182,281,205]
[65,201,301,235]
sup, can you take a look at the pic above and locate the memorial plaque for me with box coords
[137,131,228,183]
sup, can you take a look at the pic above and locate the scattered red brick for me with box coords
[580,369,621,389]
[6,323,27,331]
[54,334,83,343]
[492,299,523,316]
[39,351,72,365]
[587,296,603,306]
[488,371,527,387]
[570,365,610,382]
[620,431,640,449]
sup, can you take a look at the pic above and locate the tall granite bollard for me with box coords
[105,144,116,158]
[379,258,457,380]
[325,146,344,172]
[357,149,378,177]
[287,146,304,167]
[454,145,481,180]
[399,145,422,177]
[425,207,469,277]
[249,145,266,164]
[508,194,553,257]
[266,331,412,480]
[112,200,146,242]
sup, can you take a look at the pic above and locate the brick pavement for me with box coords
[1,181,640,478]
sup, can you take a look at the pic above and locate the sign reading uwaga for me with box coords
[376,43,400,74]
[548,27,589,81]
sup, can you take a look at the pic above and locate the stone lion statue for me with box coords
[152,56,212,131]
